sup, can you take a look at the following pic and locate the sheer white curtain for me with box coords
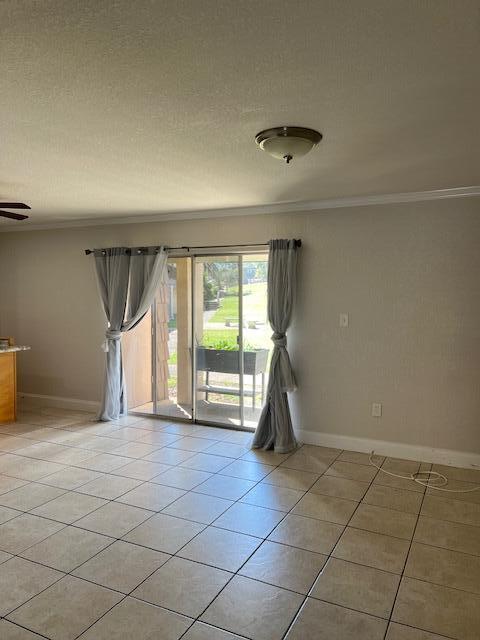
[252,239,299,452]
[94,247,168,421]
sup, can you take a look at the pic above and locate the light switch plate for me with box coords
[339,313,349,328]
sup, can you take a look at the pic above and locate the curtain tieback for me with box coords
[101,329,122,352]
[271,332,287,348]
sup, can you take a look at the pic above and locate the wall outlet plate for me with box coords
[372,403,382,417]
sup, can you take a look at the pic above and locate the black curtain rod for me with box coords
[85,239,301,255]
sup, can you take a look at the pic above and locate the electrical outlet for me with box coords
[372,403,382,417]
[339,313,349,328]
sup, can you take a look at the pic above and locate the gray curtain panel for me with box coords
[252,239,299,453]
[94,247,168,421]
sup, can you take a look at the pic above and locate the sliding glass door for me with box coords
[125,250,270,429]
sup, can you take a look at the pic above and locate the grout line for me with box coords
[381,462,429,640]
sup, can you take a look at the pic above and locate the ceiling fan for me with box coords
[0,202,30,221]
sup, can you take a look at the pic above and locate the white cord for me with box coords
[369,451,480,493]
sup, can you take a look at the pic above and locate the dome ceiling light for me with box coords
[255,126,322,164]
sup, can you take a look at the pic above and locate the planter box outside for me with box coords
[196,347,269,375]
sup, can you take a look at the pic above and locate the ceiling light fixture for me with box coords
[255,126,322,164]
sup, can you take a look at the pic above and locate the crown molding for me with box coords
[1,185,479,233]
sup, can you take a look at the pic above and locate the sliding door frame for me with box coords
[131,247,267,432]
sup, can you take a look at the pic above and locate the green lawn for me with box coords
[210,282,268,324]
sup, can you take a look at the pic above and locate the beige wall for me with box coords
[0,198,479,454]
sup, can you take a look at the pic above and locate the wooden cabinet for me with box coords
[0,343,16,424]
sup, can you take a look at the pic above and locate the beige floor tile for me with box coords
[76,452,133,473]
[7,575,123,640]
[144,447,195,464]
[136,431,184,446]
[310,475,370,501]
[104,426,151,441]
[405,541,480,594]
[133,556,232,617]
[73,539,169,592]
[193,474,256,500]
[0,557,63,616]
[171,436,219,453]
[0,435,34,452]
[178,525,261,572]
[240,483,305,511]
[163,492,233,524]
[31,491,107,523]
[182,622,244,639]
[21,525,113,572]
[180,452,233,473]
[124,512,205,553]
[382,458,421,475]
[0,619,46,639]
[113,459,171,481]
[349,503,417,539]
[333,527,410,573]
[76,474,142,499]
[279,450,332,474]
[285,598,387,640]
[201,575,303,640]
[107,441,160,458]
[386,622,448,640]
[311,557,400,618]
[0,505,21,524]
[203,441,248,458]
[393,576,480,640]
[116,482,185,511]
[77,596,191,640]
[220,459,275,481]
[153,466,213,490]
[0,476,29,494]
[75,501,153,537]
[0,549,12,563]
[39,467,102,490]
[0,454,65,481]
[426,479,480,504]
[240,540,326,593]
[325,461,378,483]
[214,502,284,537]
[241,448,292,465]
[268,514,344,554]
[337,451,385,466]
[292,492,358,524]
[363,485,423,514]
[414,515,480,556]
[421,495,480,526]
[432,464,480,484]
[0,513,65,554]
[263,467,319,490]
[374,472,425,493]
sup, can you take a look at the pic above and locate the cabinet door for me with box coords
[0,354,16,423]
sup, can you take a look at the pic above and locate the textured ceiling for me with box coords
[0,0,479,227]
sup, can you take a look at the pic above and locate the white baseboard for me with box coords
[295,428,480,470]
[18,393,100,413]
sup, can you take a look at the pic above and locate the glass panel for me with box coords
[241,253,271,428]
[194,255,241,426]
[153,257,193,419]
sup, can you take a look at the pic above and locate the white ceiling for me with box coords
[0,0,479,227]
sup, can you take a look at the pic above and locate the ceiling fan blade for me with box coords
[0,202,31,209]
[0,210,29,221]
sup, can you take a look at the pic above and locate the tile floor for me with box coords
[0,406,479,639]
